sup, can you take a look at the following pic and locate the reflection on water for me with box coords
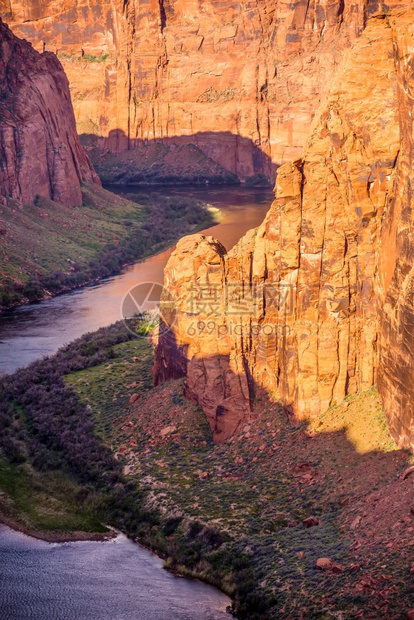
[0,525,230,620]
[0,185,273,375]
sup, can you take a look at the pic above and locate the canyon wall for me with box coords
[0,18,99,207]
[154,9,414,450]
[377,9,414,451]
[0,0,410,180]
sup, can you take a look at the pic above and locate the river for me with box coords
[0,185,273,376]
[0,185,273,619]
[0,525,230,620]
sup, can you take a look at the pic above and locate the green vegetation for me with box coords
[0,458,107,537]
[309,386,397,454]
[196,87,239,103]
[245,173,272,187]
[66,339,154,443]
[81,53,110,63]
[58,52,111,64]
[0,320,412,617]
[0,183,218,309]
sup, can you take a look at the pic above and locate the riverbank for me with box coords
[0,182,220,312]
[0,320,246,611]
[0,509,115,543]
[0,523,231,620]
[0,455,115,543]
[1,319,413,618]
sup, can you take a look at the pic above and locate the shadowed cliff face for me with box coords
[0,19,100,207]
[81,129,277,186]
[1,0,411,181]
[154,9,414,449]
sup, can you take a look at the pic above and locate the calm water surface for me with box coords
[0,525,230,620]
[0,186,273,375]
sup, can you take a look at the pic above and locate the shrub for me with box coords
[245,173,271,187]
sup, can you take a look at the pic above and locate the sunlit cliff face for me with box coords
[154,10,414,451]
[2,0,411,181]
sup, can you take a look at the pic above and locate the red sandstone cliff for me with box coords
[1,1,410,181]
[0,18,99,207]
[377,9,414,452]
[154,9,414,450]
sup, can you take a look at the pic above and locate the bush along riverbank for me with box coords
[0,182,219,310]
[0,319,413,618]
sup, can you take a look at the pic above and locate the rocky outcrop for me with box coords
[1,1,411,182]
[0,18,99,207]
[153,233,253,441]
[154,9,414,449]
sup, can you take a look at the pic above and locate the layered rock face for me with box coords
[0,18,99,207]
[377,10,414,451]
[1,0,410,181]
[154,9,414,449]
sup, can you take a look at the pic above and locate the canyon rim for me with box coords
[2,0,411,182]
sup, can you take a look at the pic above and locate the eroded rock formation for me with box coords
[154,9,414,449]
[0,18,99,207]
[1,1,410,181]
[377,9,414,452]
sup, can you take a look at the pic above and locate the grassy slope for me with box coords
[66,338,414,619]
[0,321,149,541]
[1,323,413,617]
[0,458,109,541]
[0,183,144,285]
[0,182,219,308]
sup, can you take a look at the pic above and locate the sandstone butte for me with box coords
[154,8,414,452]
[0,18,100,207]
[1,0,411,181]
